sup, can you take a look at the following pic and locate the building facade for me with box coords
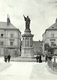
[0,16,21,57]
[42,19,57,53]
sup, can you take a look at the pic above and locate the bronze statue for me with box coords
[23,15,31,29]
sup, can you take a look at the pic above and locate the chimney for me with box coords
[56,18,57,23]
[7,14,10,25]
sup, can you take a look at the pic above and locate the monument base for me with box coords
[21,48,34,58]
[21,26,34,58]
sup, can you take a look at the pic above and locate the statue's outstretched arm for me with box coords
[23,15,26,20]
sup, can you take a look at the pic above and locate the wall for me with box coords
[42,29,57,54]
[0,29,21,56]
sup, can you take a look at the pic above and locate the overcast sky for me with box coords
[0,0,57,41]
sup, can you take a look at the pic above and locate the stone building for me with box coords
[42,18,57,53]
[0,16,21,57]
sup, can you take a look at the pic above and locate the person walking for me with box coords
[39,55,42,63]
[45,54,48,62]
[7,54,11,62]
[4,54,8,62]
[36,55,39,62]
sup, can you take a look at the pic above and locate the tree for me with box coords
[48,47,54,55]
[44,43,54,61]
[44,43,49,51]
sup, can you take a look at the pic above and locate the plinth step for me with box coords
[11,57,36,62]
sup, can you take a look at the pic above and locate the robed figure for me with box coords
[23,15,31,29]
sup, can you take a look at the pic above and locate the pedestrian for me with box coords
[39,55,42,63]
[4,54,8,62]
[7,54,11,62]
[36,55,39,62]
[45,55,48,62]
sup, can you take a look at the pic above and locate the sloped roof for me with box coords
[0,22,18,30]
[0,22,21,33]
[46,20,57,30]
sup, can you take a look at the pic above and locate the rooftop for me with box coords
[0,22,21,33]
[46,18,57,30]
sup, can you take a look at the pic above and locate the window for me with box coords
[10,42,13,45]
[26,37,29,40]
[30,37,32,40]
[1,41,3,45]
[30,44,32,47]
[23,38,24,40]
[50,39,55,41]
[51,42,54,46]
[51,34,54,38]
[10,34,14,38]
[52,27,54,28]
[1,34,3,37]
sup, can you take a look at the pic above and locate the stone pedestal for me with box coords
[21,29,34,57]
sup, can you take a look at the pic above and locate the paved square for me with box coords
[0,57,57,80]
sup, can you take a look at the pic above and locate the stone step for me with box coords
[11,57,37,62]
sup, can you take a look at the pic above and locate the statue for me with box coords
[23,15,31,29]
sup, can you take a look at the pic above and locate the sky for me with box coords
[0,0,57,41]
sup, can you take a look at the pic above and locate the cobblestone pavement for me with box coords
[30,62,57,80]
[0,61,34,80]
[0,57,57,80]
